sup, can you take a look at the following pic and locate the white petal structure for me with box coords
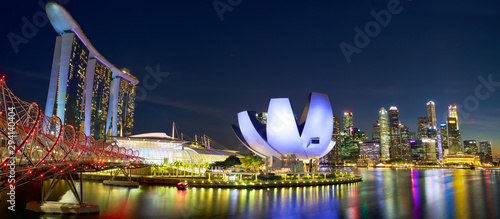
[232,92,336,161]
[267,98,304,156]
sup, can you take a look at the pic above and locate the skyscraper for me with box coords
[422,139,437,162]
[389,106,402,160]
[417,117,429,139]
[372,121,380,141]
[114,72,137,137]
[410,140,423,161]
[439,123,449,156]
[343,112,353,131]
[426,127,437,139]
[426,101,436,129]
[379,107,390,161]
[479,141,492,155]
[400,124,411,161]
[463,140,478,155]
[44,3,139,139]
[88,59,112,140]
[333,115,340,136]
[327,115,342,165]
[436,125,443,161]
[358,140,381,163]
[45,31,88,132]
[449,105,459,130]
[447,105,462,154]
[447,117,461,154]
[479,141,492,163]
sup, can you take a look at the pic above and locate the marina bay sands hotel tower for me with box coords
[44,2,139,140]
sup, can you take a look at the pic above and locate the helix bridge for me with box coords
[0,75,146,213]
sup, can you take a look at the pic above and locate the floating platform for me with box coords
[187,176,363,189]
[103,180,139,187]
[26,201,99,214]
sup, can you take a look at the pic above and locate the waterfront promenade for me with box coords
[79,170,362,189]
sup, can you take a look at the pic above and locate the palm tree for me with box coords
[251,157,263,172]
[196,163,204,176]
[159,164,164,176]
[182,162,189,177]
[189,163,197,177]
[163,163,168,176]
[152,164,158,176]
[203,162,210,176]
[240,155,253,172]
[166,163,172,176]
[174,161,182,176]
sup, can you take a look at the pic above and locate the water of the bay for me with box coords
[1,168,499,218]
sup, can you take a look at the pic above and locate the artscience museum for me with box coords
[232,92,336,162]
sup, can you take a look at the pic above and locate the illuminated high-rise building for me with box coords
[400,124,411,161]
[45,31,88,132]
[439,123,449,157]
[44,3,139,139]
[448,105,459,130]
[87,59,112,140]
[372,121,380,141]
[446,105,461,155]
[426,101,436,129]
[358,140,381,163]
[113,71,137,137]
[447,117,461,154]
[422,139,437,162]
[379,107,390,161]
[436,127,443,161]
[333,115,340,136]
[343,112,353,131]
[327,115,342,165]
[389,106,402,160]
[479,141,492,162]
[410,140,423,161]
[463,140,478,155]
[417,117,429,139]
[479,141,492,155]
[352,128,367,141]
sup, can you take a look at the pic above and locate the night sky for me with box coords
[1,0,499,156]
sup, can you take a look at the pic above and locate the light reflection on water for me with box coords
[1,169,500,218]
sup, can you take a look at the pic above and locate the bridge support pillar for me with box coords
[26,172,99,214]
[103,167,139,187]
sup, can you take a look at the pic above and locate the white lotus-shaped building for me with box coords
[232,92,335,161]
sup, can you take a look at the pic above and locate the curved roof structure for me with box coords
[129,132,173,139]
[113,136,238,164]
[233,92,336,160]
[46,2,139,84]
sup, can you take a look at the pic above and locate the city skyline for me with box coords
[0,1,499,157]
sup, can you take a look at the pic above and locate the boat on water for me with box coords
[177,182,188,190]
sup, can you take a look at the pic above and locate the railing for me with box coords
[0,75,145,192]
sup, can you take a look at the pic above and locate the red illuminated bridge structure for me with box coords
[0,75,147,214]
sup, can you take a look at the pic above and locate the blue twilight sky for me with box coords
[0,0,499,156]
